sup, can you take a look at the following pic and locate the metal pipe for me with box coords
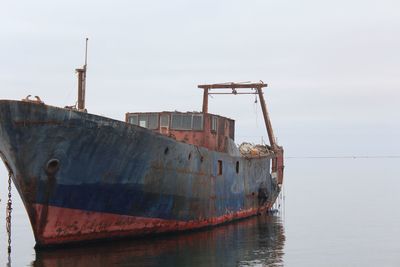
[77,69,84,110]
[76,69,86,110]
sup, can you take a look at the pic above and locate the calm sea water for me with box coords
[0,158,399,266]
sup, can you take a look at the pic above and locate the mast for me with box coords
[76,38,88,111]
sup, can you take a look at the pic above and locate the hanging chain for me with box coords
[6,170,12,254]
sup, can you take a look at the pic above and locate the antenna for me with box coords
[84,37,88,67]
[76,38,88,111]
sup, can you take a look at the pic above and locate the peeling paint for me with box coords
[0,100,281,247]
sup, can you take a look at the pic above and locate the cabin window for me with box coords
[160,114,169,127]
[129,115,138,125]
[172,114,190,130]
[139,114,148,128]
[148,114,159,129]
[192,115,203,130]
[171,113,203,130]
[138,114,159,129]
[139,120,146,127]
[211,116,218,132]
[182,114,192,129]
[217,160,223,175]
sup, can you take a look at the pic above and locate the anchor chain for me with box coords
[6,170,12,254]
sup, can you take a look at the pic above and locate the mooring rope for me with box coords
[6,170,12,254]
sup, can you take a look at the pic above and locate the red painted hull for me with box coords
[0,101,282,247]
[32,204,271,246]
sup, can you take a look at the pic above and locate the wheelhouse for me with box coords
[125,111,235,153]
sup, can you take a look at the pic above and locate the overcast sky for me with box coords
[0,0,399,156]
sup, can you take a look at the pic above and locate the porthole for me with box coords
[46,159,60,174]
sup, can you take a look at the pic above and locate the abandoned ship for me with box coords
[0,46,284,247]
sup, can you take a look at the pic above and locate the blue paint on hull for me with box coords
[0,100,280,239]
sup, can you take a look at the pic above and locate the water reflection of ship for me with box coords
[33,215,285,267]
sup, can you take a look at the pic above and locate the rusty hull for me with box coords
[0,100,280,247]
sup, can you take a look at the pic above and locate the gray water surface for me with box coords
[0,158,399,266]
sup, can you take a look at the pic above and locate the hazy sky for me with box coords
[0,0,399,156]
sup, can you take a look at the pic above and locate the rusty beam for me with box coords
[256,87,276,149]
[202,88,209,113]
[198,82,267,89]
[208,92,257,95]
